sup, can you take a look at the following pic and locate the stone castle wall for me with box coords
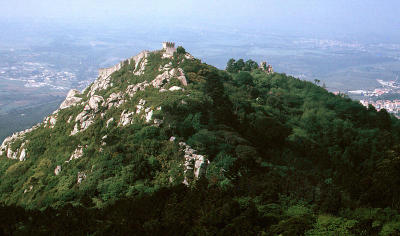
[162,42,176,56]
[98,50,150,79]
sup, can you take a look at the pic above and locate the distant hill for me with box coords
[1,43,400,235]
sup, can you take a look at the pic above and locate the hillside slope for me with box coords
[1,44,400,235]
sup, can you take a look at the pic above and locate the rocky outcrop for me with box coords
[67,146,84,162]
[169,86,183,91]
[19,148,26,161]
[54,165,62,175]
[126,81,150,97]
[119,110,135,126]
[23,185,33,194]
[88,74,113,97]
[77,172,86,184]
[0,123,39,161]
[134,57,148,76]
[151,66,188,89]
[88,95,104,112]
[106,118,114,128]
[177,141,210,185]
[103,92,125,109]
[59,89,82,110]
[44,114,57,128]
[70,95,104,135]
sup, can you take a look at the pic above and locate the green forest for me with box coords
[1,48,400,235]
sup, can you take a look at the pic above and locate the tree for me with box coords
[235,71,254,86]
[243,60,259,71]
[176,46,186,54]
[226,59,237,73]
[236,59,245,71]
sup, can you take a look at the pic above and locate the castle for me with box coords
[260,61,273,73]
[98,42,177,78]
[162,42,176,56]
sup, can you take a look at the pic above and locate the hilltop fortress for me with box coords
[162,42,176,57]
[98,42,177,79]
[260,61,273,73]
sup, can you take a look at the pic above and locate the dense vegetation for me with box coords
[1,50,400,235]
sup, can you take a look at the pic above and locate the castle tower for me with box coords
[260,61,267,70]
[162,42,176,56]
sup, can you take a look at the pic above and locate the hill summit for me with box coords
[1,42,400,235]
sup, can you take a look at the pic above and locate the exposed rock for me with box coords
[169,136,176,142]
[7,148,17,159]
[169,86,182,91]
[70,123,80,136]
[1,134,29,161]
[19,148,26,161]
[68,146,84,162]
[126,81,150,97]
[77,172,86,184]
[184,53,195,60]
[131,51,149,75]
[70,96,103,135]
[177,68,188,86]
[145,108,153,123]
[44,115,57,128]
[71,111,94,135]
[101,135,107,146]
[106,117,114,128]
[153,119,163,127]
[152,71,171,88]
[134,56,148,76]
[59,89,82,109]
[136,99,146,114]
[54,165,62,176]
[88,74,112,97]
[88,95,104,112]
[179,142,209,185]
[67,116,73,123]
[1,128,29,155]
[104,92,125,109]
[119,110,134,126]
[24,185,33,194]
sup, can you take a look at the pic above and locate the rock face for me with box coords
[59,89,82,110]
[119,110,135,126]
[88,95,104,112]
[104,92,125,109]
[44,115,57,128]
[178,141,210,185]
[126,81,149,97]
[68,146,84,162]
[0,124,39,160]
[169,86,182,91]
[19,148,26,161]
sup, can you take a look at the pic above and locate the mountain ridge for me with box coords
[1,42,400,234]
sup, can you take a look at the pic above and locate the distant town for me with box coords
[340,79,400,118]
[0,61,82,91]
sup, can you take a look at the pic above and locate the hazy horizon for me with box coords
[1,0,399,43]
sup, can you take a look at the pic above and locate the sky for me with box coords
[1,0,399,41]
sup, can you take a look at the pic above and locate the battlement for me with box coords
[162,42,175,49]
[98,50,149,79]
[260,61,273,74]
[162,42,177,57]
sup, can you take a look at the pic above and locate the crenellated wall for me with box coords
[98,50,150,79]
